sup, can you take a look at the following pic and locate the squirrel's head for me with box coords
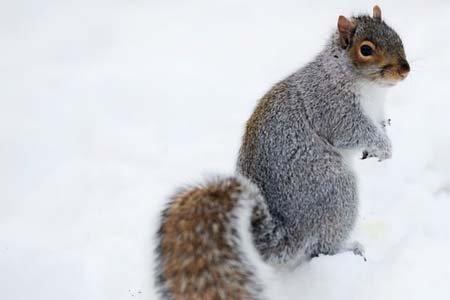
[337,5,410,86]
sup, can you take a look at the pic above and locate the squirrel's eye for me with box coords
[360,45,374,56]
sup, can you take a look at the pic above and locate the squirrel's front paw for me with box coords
[362,137,392,162]
[381,118,392,129]
[362,147,391,161]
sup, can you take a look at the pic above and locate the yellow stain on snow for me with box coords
[362,221,386,240]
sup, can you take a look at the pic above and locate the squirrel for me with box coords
[155,5,409,300]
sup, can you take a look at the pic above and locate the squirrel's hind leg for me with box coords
[306,240,366,261]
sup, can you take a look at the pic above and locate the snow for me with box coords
[1,0,449,299]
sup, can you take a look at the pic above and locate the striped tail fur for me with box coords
[155,176,269,300]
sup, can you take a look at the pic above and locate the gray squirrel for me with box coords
[155,6,409,300]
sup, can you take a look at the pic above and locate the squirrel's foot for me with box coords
[342,241,367,261]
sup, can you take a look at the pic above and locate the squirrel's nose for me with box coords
[399,60,410,78]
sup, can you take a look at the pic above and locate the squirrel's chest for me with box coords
[357,82,388,123]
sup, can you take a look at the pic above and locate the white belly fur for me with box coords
[358,81,388,125]
[339,81,388,167]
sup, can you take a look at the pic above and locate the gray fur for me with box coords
[237,15,407,266]
[154,11,408,299]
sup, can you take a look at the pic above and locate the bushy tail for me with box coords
[154,176,268,300]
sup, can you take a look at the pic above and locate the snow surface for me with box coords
[1,0,450,299]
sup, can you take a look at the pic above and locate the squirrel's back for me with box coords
[155,176,268,300]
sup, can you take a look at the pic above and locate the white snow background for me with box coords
[1,0,449,299]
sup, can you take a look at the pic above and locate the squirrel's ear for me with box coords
[373,5,382,21]
[337,16,356,49]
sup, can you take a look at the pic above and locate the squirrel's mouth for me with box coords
[380,62,410,82]
[377,80,398,87]
[365,60,410,85]
[369,67,409,86]
[376,76,406,87]
[368,76,401,87]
